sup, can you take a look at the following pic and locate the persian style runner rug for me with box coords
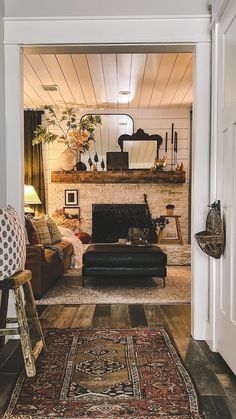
[3,328,202,418]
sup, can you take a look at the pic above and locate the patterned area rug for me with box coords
[36,266,191,305]
[3,327,202,418]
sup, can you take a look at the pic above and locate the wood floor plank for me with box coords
[36,305,47,316]
[71,305,96,328]
[144,305,170,330]
[183,339,225,396]
[110,304,130,328]
[128,305,148,327]
[52,307,78,328]
[175,304,191,331]
[92,305,111,328]
[201,395,234,419]
[217,373,236,412]
[39,305,64,328]
[0,374,18,416]
[160,305,190,338]
[198,341,231,375]
[174,338,191,360]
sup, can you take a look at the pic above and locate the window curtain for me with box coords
[24,110,46,215]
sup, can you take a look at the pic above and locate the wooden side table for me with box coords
[158,215,183,245]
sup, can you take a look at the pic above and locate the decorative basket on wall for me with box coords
[195,201,225,259]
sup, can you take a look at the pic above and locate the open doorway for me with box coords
[23,45,193,307]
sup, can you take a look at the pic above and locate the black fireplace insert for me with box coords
[92,204,157,243]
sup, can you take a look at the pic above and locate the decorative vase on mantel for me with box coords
[75,151,87,172]
[59,148,77,171]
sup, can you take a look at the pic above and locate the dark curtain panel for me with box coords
[24,110,46,215]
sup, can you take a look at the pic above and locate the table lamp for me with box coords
[24,185,41,214]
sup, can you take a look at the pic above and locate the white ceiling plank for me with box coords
[56,54,87,108]
[24,78,46,107]
[139,53,162,109]
[71,54,97,109]
[129,53,147,109]
[41,54,75,106]
[117,53,132,109]
[26,54,65,106]
[24,91,37,108]
[86,54,107,109]
[102,54,118,109]
[24,56,56,107]
[149,53,178,108]
[181,86,193,107]
[171,57,193,107]
[160,53,192,107]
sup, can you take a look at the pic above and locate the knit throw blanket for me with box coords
[58,226,83,269]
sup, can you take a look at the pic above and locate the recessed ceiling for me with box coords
[23,52,193,110]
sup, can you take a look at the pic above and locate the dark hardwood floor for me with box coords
[0,304,236,418]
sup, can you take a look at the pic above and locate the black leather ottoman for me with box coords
[82,244,167,287]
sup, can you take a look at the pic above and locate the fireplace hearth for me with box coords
[92,204,157,243]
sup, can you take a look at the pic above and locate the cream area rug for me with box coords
[36,266,191,305]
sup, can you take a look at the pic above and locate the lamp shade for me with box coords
[24,185,41,205]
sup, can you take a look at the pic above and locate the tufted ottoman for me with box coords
[82,244,167,287]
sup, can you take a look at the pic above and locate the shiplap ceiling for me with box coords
[23,52,193,110]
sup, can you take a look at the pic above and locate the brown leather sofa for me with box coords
[25,241,73,299]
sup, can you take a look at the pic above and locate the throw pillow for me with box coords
[0,206,26,281]
[32,217,52,245]
[74,232,92,244]
[25,215,40,245]
[45,215,62,243]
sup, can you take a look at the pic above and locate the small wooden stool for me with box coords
[158,215,183,245]
[0,270,46,377]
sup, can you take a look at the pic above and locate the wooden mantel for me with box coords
[51,170,186,184]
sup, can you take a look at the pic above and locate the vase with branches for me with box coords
[32,106,102,153]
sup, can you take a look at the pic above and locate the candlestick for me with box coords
[165,131,168,153]
[174,131,178,152]
[171,123,174,144]
[174,131,178,163]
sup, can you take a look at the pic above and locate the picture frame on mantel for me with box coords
[64,189,79,207]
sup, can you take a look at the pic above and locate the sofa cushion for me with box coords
[45,215,62,243]
[0,206,26,280]
[25,215,40,245]
[83,244,167,268]
[32,217,52,245]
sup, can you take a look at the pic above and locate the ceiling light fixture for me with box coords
[42,84,59,92]
[119,90,131,95]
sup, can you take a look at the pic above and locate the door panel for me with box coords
[216,5,236,374]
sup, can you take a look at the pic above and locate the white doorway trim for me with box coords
[3,14,211,340]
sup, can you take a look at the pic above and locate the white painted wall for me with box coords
[4,0,210,18]
[0,0,6,207]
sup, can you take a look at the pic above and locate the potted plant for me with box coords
[32,106,102,171]
[166,204,175,216]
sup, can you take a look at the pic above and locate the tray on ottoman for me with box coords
[82,243,167,287]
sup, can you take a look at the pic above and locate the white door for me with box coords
[214,1,236,375]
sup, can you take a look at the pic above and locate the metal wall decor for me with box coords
[195,200,225,259]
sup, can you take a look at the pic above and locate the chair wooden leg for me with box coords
[0,289,9,352]
[163,277,166,288]
[13,287,36,377]
[23,281,46,352]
